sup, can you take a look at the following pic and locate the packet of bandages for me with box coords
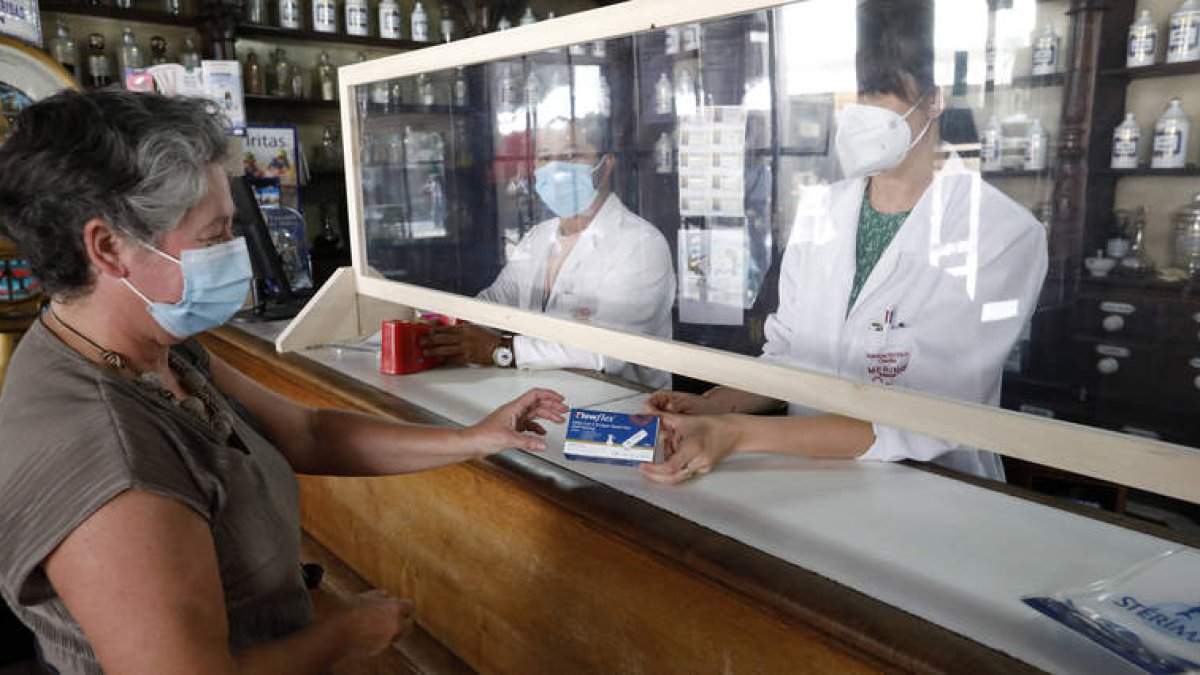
[564,408,661,466]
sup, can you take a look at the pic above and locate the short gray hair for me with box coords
[0,89,229,298]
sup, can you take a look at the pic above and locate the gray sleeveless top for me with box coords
[0,320,313,673]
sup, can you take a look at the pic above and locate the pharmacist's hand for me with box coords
[422,324,502,366]
[639,412,741,485]
[645,390,732,416]
[463,388,568,456]
[337,589,414,661]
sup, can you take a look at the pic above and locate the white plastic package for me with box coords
[1023,549,1200,674]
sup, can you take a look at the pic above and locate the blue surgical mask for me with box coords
[534,159,603,218]
[121,237,253,339]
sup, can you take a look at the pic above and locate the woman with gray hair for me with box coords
[0,89,566,673]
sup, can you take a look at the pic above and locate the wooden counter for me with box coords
[201,325,1049,674]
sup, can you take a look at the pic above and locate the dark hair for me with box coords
[856,0,935,102]
[576,113,613,156]
[0,89,229,299]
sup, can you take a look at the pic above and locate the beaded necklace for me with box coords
[44,306,234,443]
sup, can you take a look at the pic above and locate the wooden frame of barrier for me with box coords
[275,0,1200,506]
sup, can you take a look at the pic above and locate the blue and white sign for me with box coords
[0,0,42,47]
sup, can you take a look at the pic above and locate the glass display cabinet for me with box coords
[278,0,1199,508]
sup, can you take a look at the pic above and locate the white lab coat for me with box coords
[763,154,1048,480]
[479,194,676,389]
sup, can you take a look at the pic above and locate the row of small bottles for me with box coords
[1111,97,1192,170]
[242,0,550,42]
[242,49,343,100]
[1126,0,1200,68]
[361,67,470,110]
[652,69,699,116]
[360,125,445,167]
[249,0,448,41]
[73,0,184,16]
[49,20,201,87]
[494,66,611,115]
[979,116,1052,172]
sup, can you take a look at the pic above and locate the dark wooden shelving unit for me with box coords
[1080,275,1198,298]
[985,169,1057,179]
[1010,72,1067,88]
[1099,166,1200,177]
[245,93,341,110]
[235,23,424,50]
[1100,60,1200,80]
[40,0,196,27]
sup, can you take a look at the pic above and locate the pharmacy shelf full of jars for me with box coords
[31,0,600,253]
[995,0,1200,469]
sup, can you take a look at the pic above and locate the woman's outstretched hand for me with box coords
[463,388,568,456]
[638,411,743,485]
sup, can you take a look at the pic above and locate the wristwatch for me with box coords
[492,334,515,368]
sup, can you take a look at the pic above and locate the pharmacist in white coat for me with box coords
[642,0,1047,483]
[424,116,675,389]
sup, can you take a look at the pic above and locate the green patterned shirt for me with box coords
[847,188,910,316]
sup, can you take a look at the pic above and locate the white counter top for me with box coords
[226,316,1189,674]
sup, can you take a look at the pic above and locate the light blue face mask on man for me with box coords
[121,236,253,339]
[534,159,603,218]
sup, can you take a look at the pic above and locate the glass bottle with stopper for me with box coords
[1119,206,1156,276]
[243,50,264,95]
[274,49,293,97]
[315,51,337,102]
[179,36,201,69]
[51,20,78,79]
[117,28,144,83]
[149,36,168,65]
[86,33,112,89]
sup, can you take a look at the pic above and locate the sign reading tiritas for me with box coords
[0,0,42,47]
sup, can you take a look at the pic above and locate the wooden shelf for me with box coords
[235,23,424,50]
[362,103,474,117]
[1101,61,1200,80]
[1100,167,1200,177]
[1009,72,1067,89]
[40,0,196,27]
[1079,275,1198,299]
[245,93,340,110]
[984,169,1055,179]
[522,49,611,67]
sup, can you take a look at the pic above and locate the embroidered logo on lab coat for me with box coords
[865,327,912,385]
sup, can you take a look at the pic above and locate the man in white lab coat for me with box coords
[641,0,1047,483]
[424,116,675,389]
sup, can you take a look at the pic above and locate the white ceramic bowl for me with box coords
[1085,256,1118,278]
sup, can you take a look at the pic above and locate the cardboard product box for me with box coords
[380,320,441,375]
[379,314,460,375]
[564,409,661,467]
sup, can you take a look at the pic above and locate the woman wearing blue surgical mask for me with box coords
[641,0,1048,486]
[0,89,568,674]
[423,116,676,390]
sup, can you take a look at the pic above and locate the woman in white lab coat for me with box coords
[641,0,1047,484]
[425,116,675,389]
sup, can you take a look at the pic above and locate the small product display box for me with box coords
[564,409,662,467]
[380,314,458,375]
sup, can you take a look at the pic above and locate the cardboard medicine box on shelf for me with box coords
[564,409,662,466]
